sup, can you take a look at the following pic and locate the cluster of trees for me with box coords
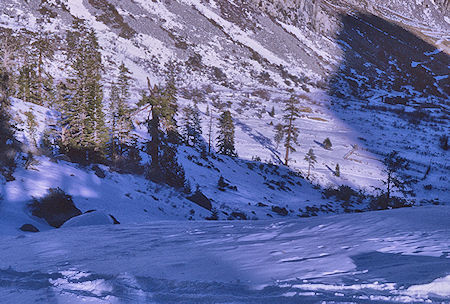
[0,19,240,188]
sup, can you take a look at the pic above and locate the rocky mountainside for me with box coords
[0,0,448,226]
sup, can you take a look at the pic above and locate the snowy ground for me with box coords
[0,205,449,303]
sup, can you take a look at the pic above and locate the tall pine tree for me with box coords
[180,103,202,147]
[62,19,108,163]
[108,62,134,164]
[216,110,237,157]
[279,95,300,166]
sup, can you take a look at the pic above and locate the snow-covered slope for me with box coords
[0,1,448,223]
[0,205,449,303]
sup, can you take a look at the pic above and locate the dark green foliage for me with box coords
[61,19,108,163]
[375,150,412,209]
[304,148,317,179]
[108,63,136,168]
[180,104,202,147]
[140,76,185,187]
[0,60,18,180]
[324,185,357,201]
[28,188,81,228]
[335,163,340,177]
[24,110,38,146]
[216,110,237,157]
[160,144,185,189]
[323,137,332,150]
[268,106,275,117]
[278,95,301,166]
[274,123,284,149]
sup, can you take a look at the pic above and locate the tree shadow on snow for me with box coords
[350,251,450,287]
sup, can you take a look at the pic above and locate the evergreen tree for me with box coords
[180,104,202,147]
[280,95,300,166]
[323,137,332,150]
[17,63,39,104]
[108,62,134,164]
[62,19,108,163]
[0,42,18,179]
[335,163,340,177]
[381,150,410,208]
[268,106,275,117]
[304,148,317,179]
[24,110,38,146]
[206,104,214,153]
[274,123,284,149]
[31,27,55,105]
[140,77,185,186]
[216,110,237,157]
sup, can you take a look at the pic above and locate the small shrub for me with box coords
[323,138,332,150]
[28,188,81,228]
[334,163,340,177]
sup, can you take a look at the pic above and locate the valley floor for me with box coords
[0,205,449,303]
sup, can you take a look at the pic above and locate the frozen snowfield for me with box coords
[0,206,449,303]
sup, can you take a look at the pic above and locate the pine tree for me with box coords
[140,77,185,186]
[217,110,237,157]
[323,137,332,150]
[381,150,410,208]
[274,123,284,149]
[180,104,202,147]
[31,27,55,105]
[62,20,108,163]
[206,104,214,153]
[269,106,275,117]
[335,163,340,177]
[24,110,38,146]
[17,63,39,104]
[304,148,317,179]
[0,41,18,179]
[108,62,134,164]
[280,95,300,166]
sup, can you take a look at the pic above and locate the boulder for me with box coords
[187,190,212,211]
[92,165,106,178]
[62,211,114,228]
[271,206,288,216]
[19,224,39,232]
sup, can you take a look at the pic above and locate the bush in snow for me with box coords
[323,137,332,150]
[28,188,81,228]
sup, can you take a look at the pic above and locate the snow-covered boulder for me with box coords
[62,211,115,228]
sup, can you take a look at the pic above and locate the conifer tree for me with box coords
[206,104,214,153]
[279,95,300,166]
[24,110,38,146]
[217,110,237,157]
[274,123,284,149]
[180,104,202,147]
[108,62,134,164]
[381,150,410,208]
[0,41,18,179]
[335,163,340,177]
[17,63,39,104]
[304,148,317,179]
[31,27,55,105]
[323,137,332,150]
[140,77,185,186]
[62,19,108,163]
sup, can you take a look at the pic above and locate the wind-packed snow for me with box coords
[0,206,448,303]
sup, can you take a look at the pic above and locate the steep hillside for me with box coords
[0,0,448,231]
